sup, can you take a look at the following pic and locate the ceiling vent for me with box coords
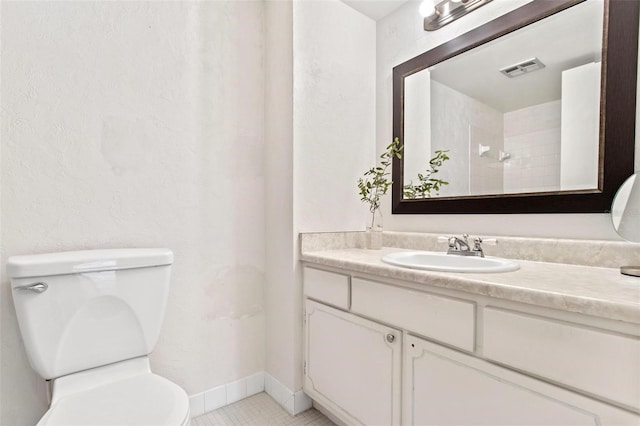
[500,57,546,78]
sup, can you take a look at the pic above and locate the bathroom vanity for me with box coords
[300,232,640,425]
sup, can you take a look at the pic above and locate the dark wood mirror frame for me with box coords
[392,0,638,214]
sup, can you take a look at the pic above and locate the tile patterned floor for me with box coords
[192,392,336,426]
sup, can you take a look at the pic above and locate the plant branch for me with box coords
[357,137,403,218]
[404,150,450,199]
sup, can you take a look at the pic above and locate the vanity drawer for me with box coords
[483,307,640,410]
[351,278,475,352]
[303,267,350,310]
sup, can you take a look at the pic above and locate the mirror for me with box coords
[612,173,640,243]
[611,173,640,277]
[392,0,638,214]
[404,0,603,197]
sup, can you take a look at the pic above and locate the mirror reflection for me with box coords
[403,0,603,198]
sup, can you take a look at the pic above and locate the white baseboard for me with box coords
[189,372,312,418]
[189,372,265,418]
[264,373,312,416]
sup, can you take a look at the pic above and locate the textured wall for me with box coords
[377,0,640,240]
[1,1,264,424]
[263,0,376,395]
[264,0,296,394]
[294,0,376,234]
[260,0,380,398]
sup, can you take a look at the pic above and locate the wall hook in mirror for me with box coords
[499,150,511,162]
[478,144,490,157]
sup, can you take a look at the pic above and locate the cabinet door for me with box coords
[404,335,640,426]
[304,299,401,426]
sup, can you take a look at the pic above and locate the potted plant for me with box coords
[357,138,403,249]
[358,138,450,250]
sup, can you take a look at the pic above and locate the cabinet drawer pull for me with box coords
[386,334,396,343]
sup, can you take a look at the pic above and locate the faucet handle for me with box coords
[472,237,498,256]
[438,236,458,248]
[481,238,498,246]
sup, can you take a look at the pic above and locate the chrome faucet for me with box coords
[441,234,496,257]
[448,234,471,253]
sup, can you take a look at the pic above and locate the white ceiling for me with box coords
[427,0,603,112]
[341,0,408,21]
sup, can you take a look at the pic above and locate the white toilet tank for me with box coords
[8,249,174,380]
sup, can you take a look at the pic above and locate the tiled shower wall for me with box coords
[432,80,559,196]
[503,101,562,194]
[430,81,504,197]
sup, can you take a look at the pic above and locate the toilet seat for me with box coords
[38,371,190,426]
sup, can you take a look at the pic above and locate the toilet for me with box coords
[8,248,191,426]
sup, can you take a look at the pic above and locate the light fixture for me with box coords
[421,0,493,31]
[419,0,437,18]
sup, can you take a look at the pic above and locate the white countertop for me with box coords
[301,246,640,324]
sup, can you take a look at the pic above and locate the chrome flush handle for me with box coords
[14,282,48,293]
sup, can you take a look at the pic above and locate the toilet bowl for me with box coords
[38,358,189,426]
[8,249,191,425]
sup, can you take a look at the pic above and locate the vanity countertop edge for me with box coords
[300,246,640,325]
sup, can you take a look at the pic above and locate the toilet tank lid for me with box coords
[7,248,173,278]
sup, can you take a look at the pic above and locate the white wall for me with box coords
[264,0,377,399]
[0,2,265,424]
[560,62,601,190]
[404,70,432,186]
[261,0,376,396]
[264,0,297,396]
[377,0,640,240]
[294,0,377,234]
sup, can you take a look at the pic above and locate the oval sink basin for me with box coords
[382,251,519,273]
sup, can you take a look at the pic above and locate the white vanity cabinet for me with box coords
[404,335,638,426]
[304,299,402,425]
[483,307,640,411]
[302,266,640,426]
